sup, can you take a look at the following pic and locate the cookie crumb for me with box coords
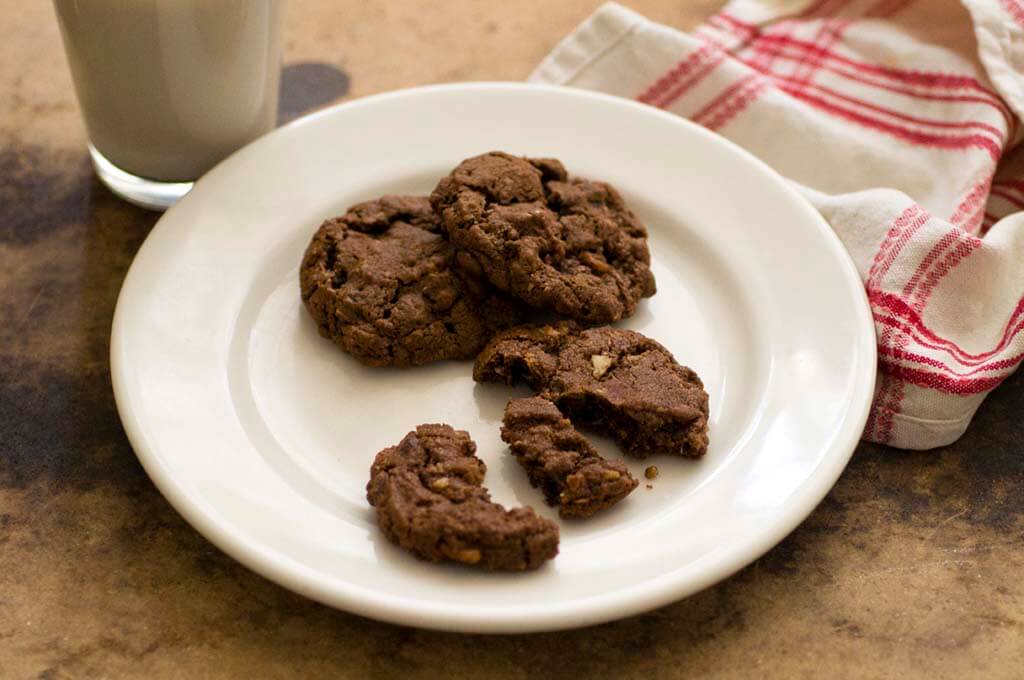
[591,354,614,378]
[646,484,653,490]
[644,465,659,480]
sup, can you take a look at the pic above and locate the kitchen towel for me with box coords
[532,0,1024,449]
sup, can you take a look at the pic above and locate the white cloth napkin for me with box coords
[531,0,1024,449]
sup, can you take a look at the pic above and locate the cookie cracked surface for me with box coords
[300,195,525,367]
[366,424,560,571]
[476,322,709,459]
[430,152,656,323]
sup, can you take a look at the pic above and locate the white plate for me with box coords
[111,83,875,633]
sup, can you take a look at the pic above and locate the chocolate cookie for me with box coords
[300,195,525,367]
[476,323,709,458]
[472,320,578,390]
[430,152,656,323]
[366,424,559,571]
[502,397,638,518]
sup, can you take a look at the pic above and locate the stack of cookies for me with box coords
[300,152,709,572]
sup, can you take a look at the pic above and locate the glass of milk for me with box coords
[53,0,285,210]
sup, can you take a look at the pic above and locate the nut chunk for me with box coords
[475,323,710,459]
[502,397,638,518]
[366,424,559,571]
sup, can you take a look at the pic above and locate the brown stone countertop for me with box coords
[2,1,1022,678]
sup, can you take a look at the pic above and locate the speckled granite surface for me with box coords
[1,1,1022,678]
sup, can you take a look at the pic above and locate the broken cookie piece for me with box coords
[502,397,638,518]
[552,325,709,458]
[475,323,710,458]
[472,320,579,389]
[366,424,559,570]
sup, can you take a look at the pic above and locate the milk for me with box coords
[54,0,284,182]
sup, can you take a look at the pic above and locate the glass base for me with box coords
[89,144,194,211]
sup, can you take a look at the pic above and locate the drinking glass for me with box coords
[53,0,285,210]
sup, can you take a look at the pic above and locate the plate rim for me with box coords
[110,81,877,633]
